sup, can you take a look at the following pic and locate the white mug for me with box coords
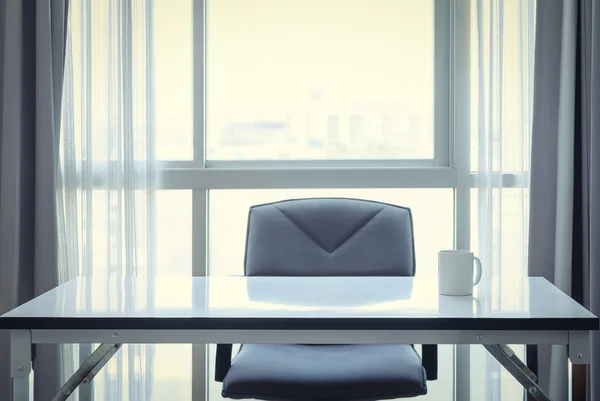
[438,250,482,296]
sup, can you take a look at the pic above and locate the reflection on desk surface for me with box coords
[1,276,596,321]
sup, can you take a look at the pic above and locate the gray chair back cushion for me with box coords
[244,198,415,277]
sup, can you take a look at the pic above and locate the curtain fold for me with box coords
[528,0,600,399]
[0,0,70,399]
[474,0,535,399]
[58,0,157,399]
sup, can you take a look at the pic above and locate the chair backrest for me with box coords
[244,198,416,277]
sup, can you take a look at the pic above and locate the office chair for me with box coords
[215,198,438,400]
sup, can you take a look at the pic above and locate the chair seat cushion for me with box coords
[221,344,427,401]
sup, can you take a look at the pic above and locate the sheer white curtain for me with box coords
[58,0,157,399]
[472,0,536,400]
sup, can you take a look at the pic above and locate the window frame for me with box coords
[148,1,526,400]
[60,0,534,399]
[186,1,461,400]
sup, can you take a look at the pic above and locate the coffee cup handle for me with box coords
[473,256,482,285]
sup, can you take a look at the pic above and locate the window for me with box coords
[62,0,535,399]
[206,0,435,160]
[157,191,193,276]
[155,0,194,160]
[198,1,454,398]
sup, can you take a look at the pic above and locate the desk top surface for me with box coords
[0,276,597,331]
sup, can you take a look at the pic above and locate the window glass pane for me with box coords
[206,0,434,160]
[156,190,193,276]
[470,188,529,288]
[469,0,535,173]
[470,188,529,399]
[69,189,190,276]
[80,190,192,401]
[151,345,193,400]
[90,344,192,401]
[68,0,193,161]
[154,0,193,160]
[208,189,453,401]
[71,189,190,273]
[66,0,192,160]
[469,343,526,400]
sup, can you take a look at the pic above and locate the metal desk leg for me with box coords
[569,331,591,401]
[10,330,32,401]
[13,378,30,401]
[527,345,539,401]
[483,344,552,401]
[572,364,588,401]
[455,345,470,401]
[52,343,122,401]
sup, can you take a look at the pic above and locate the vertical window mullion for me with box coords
[434,0,451,167]
[192,1,208,401]
[453,0,472,400]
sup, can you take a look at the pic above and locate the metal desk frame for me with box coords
[10,328,591,401]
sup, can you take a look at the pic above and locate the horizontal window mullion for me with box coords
[205,159,435,169]
[158,167,457,189]
[64,170,533,190]
[157,160,194,169]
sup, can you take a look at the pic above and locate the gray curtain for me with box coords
[528,0,600,399]
[0,0,69,399]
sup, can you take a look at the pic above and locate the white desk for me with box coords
[1,276,597,401]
